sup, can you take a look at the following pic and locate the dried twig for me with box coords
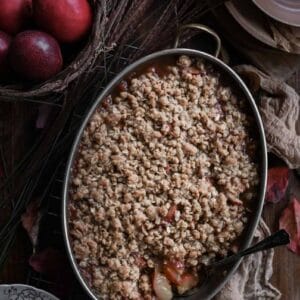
[0,0,218,271]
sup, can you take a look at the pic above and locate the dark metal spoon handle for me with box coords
[240,229,290,255]
[211,229,290,268]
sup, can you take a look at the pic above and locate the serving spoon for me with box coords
[178,229,290,298]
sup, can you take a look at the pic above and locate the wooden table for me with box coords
[262,72,300,300]
[0,57,299,300]
[263,164,300,299]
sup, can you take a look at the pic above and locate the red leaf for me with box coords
[36,104,52,129]
[266,167,289,203]
[21,201,42,248]
[29,248,72,298]
[279,198,300,255]
[29,248,64,276]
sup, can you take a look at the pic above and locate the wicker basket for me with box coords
[0,0,105,100]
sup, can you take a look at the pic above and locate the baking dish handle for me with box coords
[174,23,221,58]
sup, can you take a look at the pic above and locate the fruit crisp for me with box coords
[68,55,259,299]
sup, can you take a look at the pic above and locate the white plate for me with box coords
[225,1,277,48]
[0,284,59,300]
[253,0,300,27]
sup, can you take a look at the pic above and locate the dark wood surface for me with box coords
[0,59,299,299]
[263,71,300,300]
[263,171,300,300]
[0,102,34,284]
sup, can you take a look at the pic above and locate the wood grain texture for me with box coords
[264,70,300,300]
[263,171,300,300]
[0,102,35,284]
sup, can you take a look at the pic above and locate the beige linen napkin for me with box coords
[215,220,281,300]
[224,0,300,55]
[268,20,300,55]
[207,1,300,166]
[235,65,300,169]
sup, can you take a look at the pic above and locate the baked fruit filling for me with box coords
[69,55,259,299]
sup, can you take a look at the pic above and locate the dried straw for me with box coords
[0,0,224,269]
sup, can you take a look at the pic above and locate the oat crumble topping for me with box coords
[68,55,259,299]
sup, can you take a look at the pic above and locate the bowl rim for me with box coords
[0,284,59,300]
[253,0,300,27]
[62,48,268,300]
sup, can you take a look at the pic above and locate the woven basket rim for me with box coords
[0,0,101,99]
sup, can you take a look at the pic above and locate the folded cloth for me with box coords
[215,220,281,300]
[235,65,300,169]
[268,20,300,55]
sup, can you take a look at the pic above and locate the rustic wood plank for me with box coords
[0,102,36,283]
[263,171,300,300]
[263,71,300,300]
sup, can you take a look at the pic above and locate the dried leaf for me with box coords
[266,167,289,203]
[29,248,64,276]
[279,198,300,255]
[29,248,72,298]
[36,104,52,129]
[21,201,42,248]
[0,0,215,271]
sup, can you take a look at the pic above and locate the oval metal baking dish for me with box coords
[62,24,268,300]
